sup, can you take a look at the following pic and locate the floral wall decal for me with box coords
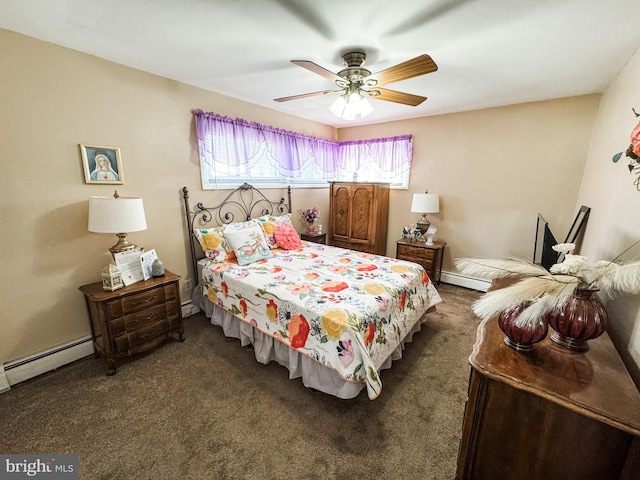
[612,108,640,189]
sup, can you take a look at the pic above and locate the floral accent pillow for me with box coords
[273,223,302,250]
[224,222,273,265]
[254,213,293,248]
[194,226,236,262]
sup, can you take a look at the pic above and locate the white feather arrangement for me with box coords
[454,257,549,280]
[592,260,640,296]
[456,241,640,322]
[471,275,578,322]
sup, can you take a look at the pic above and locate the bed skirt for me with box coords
[192,285,433,399]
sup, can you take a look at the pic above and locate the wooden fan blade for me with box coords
[370,88,427,106]
[274,89,339,102]
[291,60,344,83]
[366,54,438,86]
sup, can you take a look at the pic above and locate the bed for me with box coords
[183,184,442,399]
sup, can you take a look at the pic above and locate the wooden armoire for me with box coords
[328,182,390,255]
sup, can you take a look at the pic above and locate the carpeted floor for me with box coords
[0,283,481,480]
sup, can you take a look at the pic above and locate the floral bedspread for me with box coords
[201,242,442,399]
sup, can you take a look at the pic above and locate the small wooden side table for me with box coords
[395,239,446,284]
[79,270,184,375]
[300,232,327,244]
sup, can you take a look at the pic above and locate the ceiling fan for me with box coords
[274,51,438,118]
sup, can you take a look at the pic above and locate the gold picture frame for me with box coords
[80,144,124,184]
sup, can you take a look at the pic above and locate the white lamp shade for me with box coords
[88,196,147,233]
[411,193,440,214]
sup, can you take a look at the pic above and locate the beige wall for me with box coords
[0,29,333,366]
[5,27,636,387]
[340,96,601,268]
[576,47,640,383]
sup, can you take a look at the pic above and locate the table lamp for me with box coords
[88,191,147,258]
[410,191,440,236]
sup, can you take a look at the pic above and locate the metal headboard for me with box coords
[182,183,292,278]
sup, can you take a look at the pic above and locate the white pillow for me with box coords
[224,222,273,265]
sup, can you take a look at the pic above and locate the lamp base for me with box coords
[416,215,430,236]
[109,233,141,258]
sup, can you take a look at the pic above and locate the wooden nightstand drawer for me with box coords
[397,244,436,262]
[108,284,177,318]
[110,301,180,336]
[396,240,446,284]
[406,258,434,273]
[113,319,172,354]
[79,271,184,375]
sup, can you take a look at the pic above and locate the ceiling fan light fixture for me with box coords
[342,93,361,120]
[277,52,437,116]
[359,96,375,118]
[347,91,361,104]
[328,95,348,117]
[328,91,375,120]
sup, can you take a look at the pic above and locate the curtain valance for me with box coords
[193,109,412,183]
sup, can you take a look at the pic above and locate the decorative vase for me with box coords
[546,287,608,352]
[498,302,548,352]
[307,222,316,234]
[152,258,165,278]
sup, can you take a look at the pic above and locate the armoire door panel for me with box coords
[332,185,351,238]
[349,186,374,242]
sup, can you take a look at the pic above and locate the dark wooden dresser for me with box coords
[456,317,640,479]
[79,270,184,375]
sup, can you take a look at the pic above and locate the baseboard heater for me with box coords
[1,301,196,393]
[440,270,490,292]
[2,335,94,391]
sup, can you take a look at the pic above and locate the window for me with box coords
[194,110,412,189]
[335,138,413,189]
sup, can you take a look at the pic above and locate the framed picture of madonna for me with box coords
[80,144,124,185]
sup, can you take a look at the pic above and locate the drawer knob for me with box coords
[141,329,161,340]
[132,296,156,308]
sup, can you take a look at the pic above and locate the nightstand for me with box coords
[300,232,327,244]
[79,270,184,375]
[396,240,446,284]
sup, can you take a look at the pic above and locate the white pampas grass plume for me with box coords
[455,257,549,280]
[593,261,640,296]
[471,275,578,321]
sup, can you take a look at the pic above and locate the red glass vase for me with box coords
[498,302,548,352]
[546,287,607,352]
[307,222,316,234]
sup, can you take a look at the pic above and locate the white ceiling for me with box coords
[2,0,640,128]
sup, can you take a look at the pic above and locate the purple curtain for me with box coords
[193,110,411,181]
[337,135,413,180]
